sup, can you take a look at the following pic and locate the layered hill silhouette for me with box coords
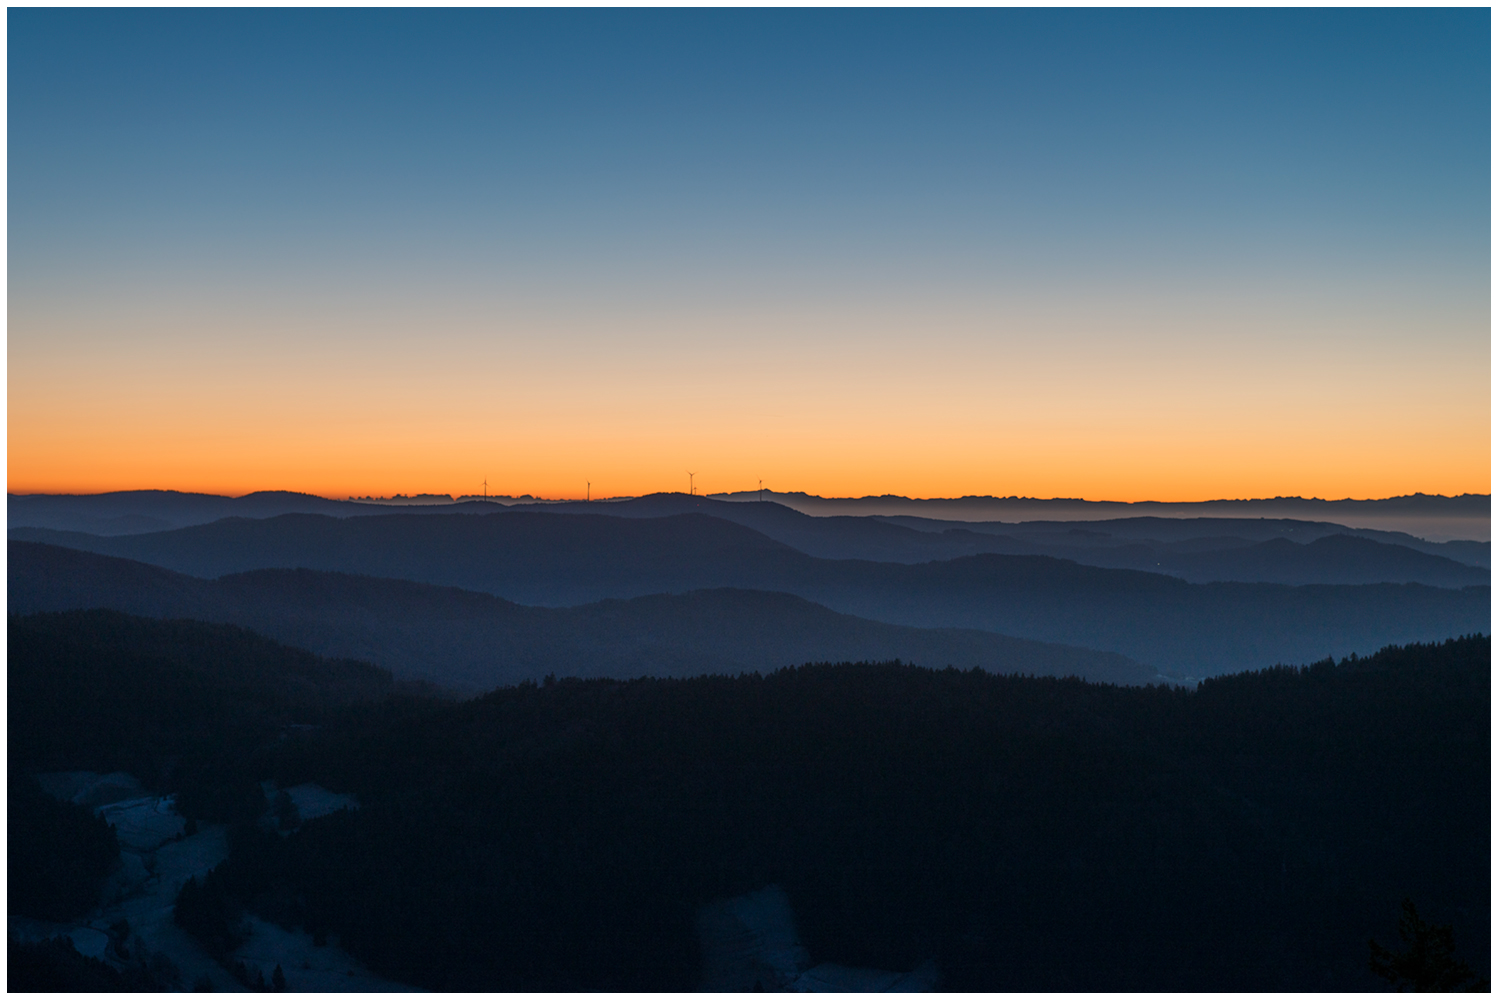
[872,511,1490,568]
[710,489,1493,541]
[997,530,1489,586]
[14,487,1488,534]
[11,491,1486,582]
[13,510,1488,676]
[10,542,1160,691]
[7,489,358,536]
[496,495,1490,580]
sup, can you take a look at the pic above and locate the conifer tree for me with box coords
[1369,898,1487,992]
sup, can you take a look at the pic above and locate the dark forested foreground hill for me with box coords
[9,543,1159,689]
[8,612,1489,990]
[8,610,402,820]
[11,512,1488,675]
[175,636,1487,990]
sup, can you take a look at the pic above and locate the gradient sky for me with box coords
[9,9,1490,501]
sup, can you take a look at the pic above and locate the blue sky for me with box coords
[13,10,1487,274]
[8,9,1490,500]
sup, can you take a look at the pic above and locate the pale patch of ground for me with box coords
[260,779,360,833]
[793,960,940,992]
[698,885,810,989]
[64,926,111,960]
[99,795,187,851]
[232,916,418,992]
[36,770,145,808]
[9,816,244,993]
[15,771,414,992]
[697,884,938,991]
[284,782,359,822]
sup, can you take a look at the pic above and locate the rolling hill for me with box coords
[9,542,1161,691]
[11,508,1488,676]
[13,490,1486,582]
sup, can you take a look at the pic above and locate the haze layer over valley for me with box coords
[9,490,1489,685]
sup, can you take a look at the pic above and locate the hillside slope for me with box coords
[10,542,1159,690]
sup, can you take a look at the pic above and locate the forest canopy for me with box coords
[147,630,1488,991]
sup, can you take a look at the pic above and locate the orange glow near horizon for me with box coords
[9,389,1489,503]
[9,274,1489,505]
[9,403,1490,506]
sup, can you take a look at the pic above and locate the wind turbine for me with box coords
[688,472,696,496]
[586,481,590,502]
[759,479,763,503]
[483,478,487,499]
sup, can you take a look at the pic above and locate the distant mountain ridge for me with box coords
[486,495,1490,578]
[9,492,1488,584]
[12,512,1487,677]
[707,491,1491,542]
[7,490,371,536]
[10,489,1488,543]
[9,541,1161,691]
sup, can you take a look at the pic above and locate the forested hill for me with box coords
[194,636,1488,990]
[9,607,1487,989]
[9,609,401,819]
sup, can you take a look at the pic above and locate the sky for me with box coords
[8,9,1490,501]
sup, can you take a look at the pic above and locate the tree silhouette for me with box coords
[1369,898,1487,992]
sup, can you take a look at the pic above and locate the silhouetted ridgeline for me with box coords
[10,489,1490,546]
[709,490,1493,541]
[6,489,360,535]
[11,512,1488,675]
[10,492,1490,581]
[10,542,1159,689]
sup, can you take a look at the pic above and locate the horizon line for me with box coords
[6,488,1492,506]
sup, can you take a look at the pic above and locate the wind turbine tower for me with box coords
[688,472,696,496]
